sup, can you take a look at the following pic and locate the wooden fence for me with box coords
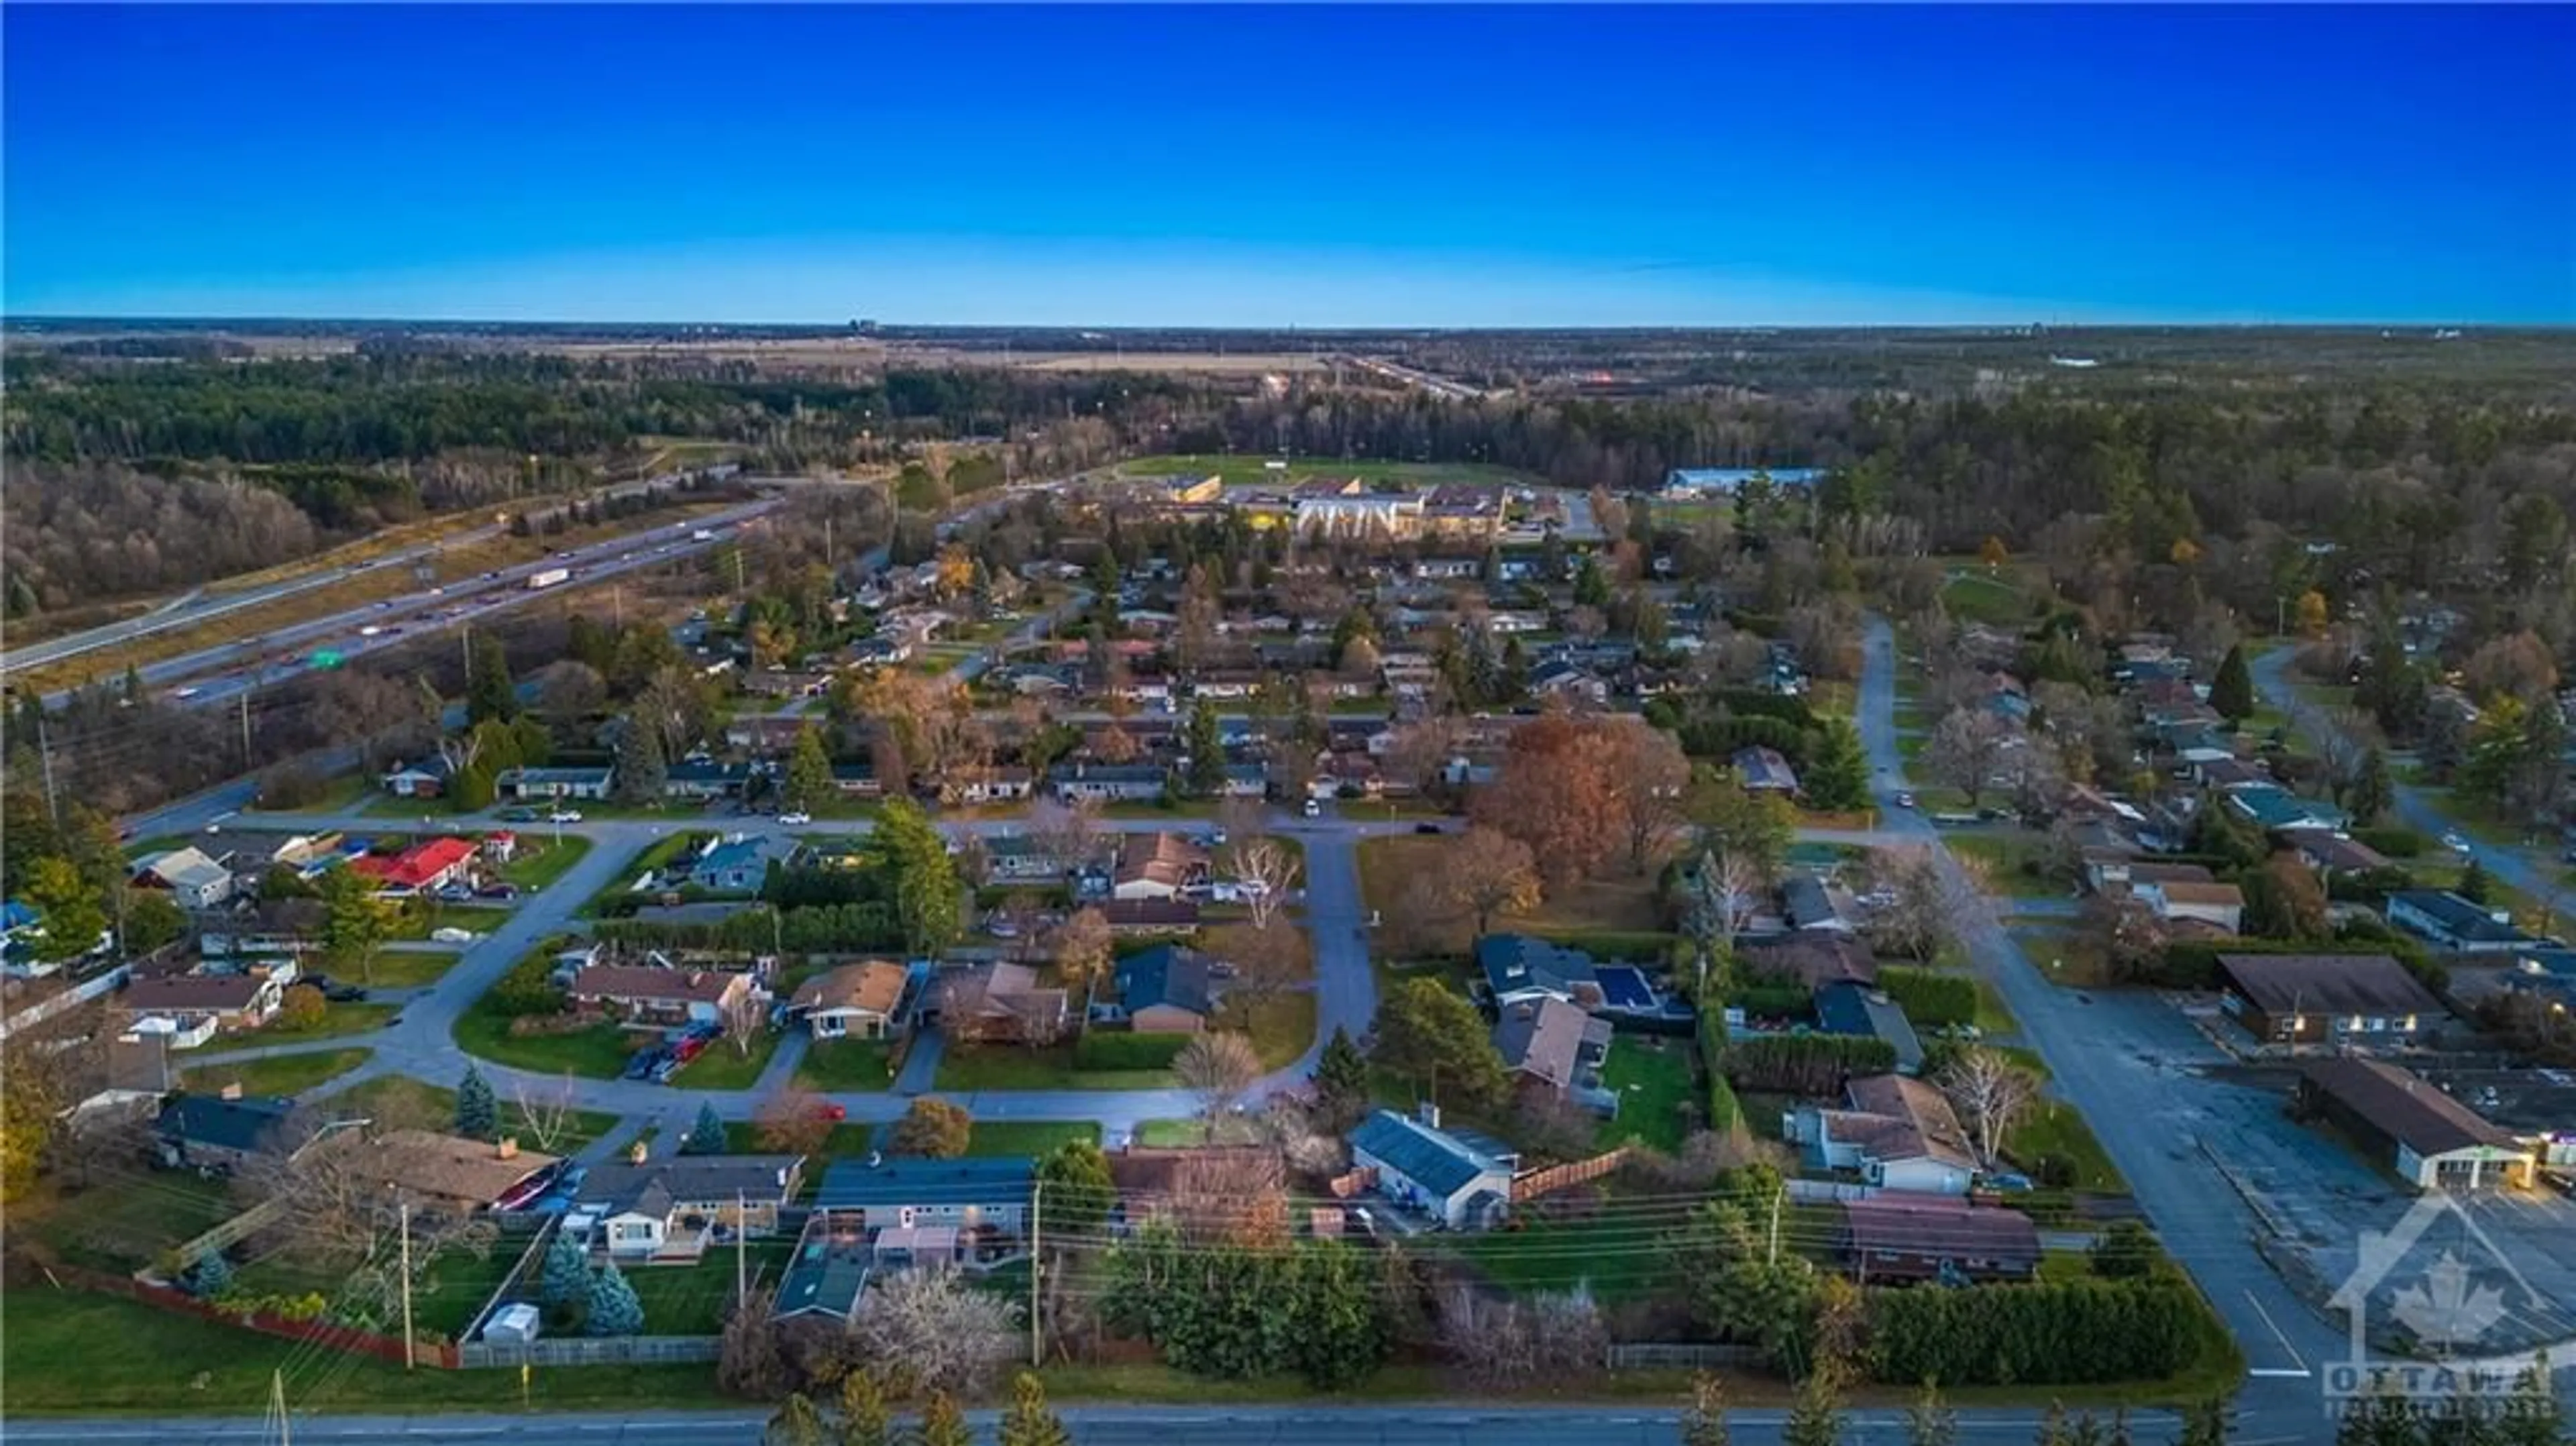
[44,1265,455,1369]
[165,1197,291,1268]
[1509,1146,1631,1203]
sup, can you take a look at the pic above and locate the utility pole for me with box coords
[34,709,60,823]
[1028,1179,1044,1366]
[735,1188,748,1310]
[398,1201,415,1369]
[268,1368,291,1446]
[1767,1184,1783,1268]
[239,691,254,770]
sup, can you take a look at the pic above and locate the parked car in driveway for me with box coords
[548,809,584,824]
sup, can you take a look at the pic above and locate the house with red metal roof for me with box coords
[348,836,480,893]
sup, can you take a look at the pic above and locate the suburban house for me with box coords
[1476,934,1605,1009]
[1815,981,1925,1074]
[2277,827,2392,878]
[132,846,235,911]
[685,835,790,893]
[1743,934,1877,992]
[2385,890,2535,954]
[938,961,1071,1045]
[955,767,1034,805]
[1528,659,1609,705]
[985,834,1075,883]
[1093,944,1216,1033]
[2297,1058,2536,1192]
[1733,746,1802,795]
[2139,878,2245,934]
[1106,1146,1289,1241]
[1049,763,1165,804]
[665,759,755,801]
[380,757,455,799]
[1348,1107,1518,1230]
[807,1156,1037,1262]
[1782,875,1860,934]
[576,1154,806,1261]
[2224,785,2348,834]
[1788,1074,1980,1196]
[788,960,910,1040]
[567,963,753,1027]
[1099,899,1201,934]
[1836,1198,2041,1285]
[118,971,286,1048]
[830,763,882,798]
[2214,953,2444,1047]
[349,836,480,895]
[1491,995,1613,1099]
[154,1091,303,1172]
[321,1129,561,1215]
[1112,833,1211,902]
[495,765,615,801]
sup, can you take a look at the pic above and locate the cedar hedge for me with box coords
[1864,1279,2208,1386]
[1723,1034,1898,1095]
[1875,966,1978,1028]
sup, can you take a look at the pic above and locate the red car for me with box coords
[816,1103,848,1123]
[672,1036,708,1064]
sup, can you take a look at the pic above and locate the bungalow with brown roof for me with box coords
[118,972,286,1049]
[569,964,753,1027]
[938,962,1070,1045]
[1741,934,1878,993]
[1114,832,1211,901]
[2216,953,2444,1047]
[1837,1197,2041,1285]
[1491,996,1613,1099]
[1107,1146,1290,1242]
[2298,1058,2534,1192]
[321,1129,562,1215]
[789,960,911,1040]
[2277,828,2392,878]
[1788,1074,1979,1195]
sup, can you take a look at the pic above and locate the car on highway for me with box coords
[777,810,811,826]
[1895,791,1916,809]
[548,808,584,824]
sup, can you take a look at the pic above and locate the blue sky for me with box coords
[7,5,2571,325]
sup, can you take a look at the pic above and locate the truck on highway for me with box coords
[527,567,572,590]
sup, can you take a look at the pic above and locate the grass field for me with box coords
[248,772,372,815]
[262,1001,398,1044]
[935,1044,1174,1092]
[794,1038,897,1091]
[1132,1115,1267,1148]
[353,948,467,989]
[20,1170,240,1274]
[1358,834,1665,936]
[180,1047,371,1098]
[1945,832,2067,899]
[2008,1099,2129,1194]
[497,834,594,891]
[965,1121,1099,1158]
[386,901,515,941]
[1593,1035,1697,1153]
[452,993,639,1080]
[623,1243,792,1335]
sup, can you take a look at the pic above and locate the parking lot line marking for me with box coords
[2243,1290,2310,1377]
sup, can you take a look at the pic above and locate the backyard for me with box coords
[1592,1036,1698,1153]
[19,1169,239,1276]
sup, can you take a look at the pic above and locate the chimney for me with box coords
[628,1138,649,1166]
[497,1137,520,1160]
[1417,1101,1442,1131]
[219,1082,244,1102]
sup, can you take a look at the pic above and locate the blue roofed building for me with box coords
[1476,934,1603,1009]
[809,1156,1036,1256]
[1093,943,1215,1033]
[2224,785,2348,833]
[2386,890,2535,954]
[686,834,790,893]
[1815,980,1926,1074]
[1348,1106,1517,1230]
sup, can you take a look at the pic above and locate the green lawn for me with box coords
[669,1028,784,1090]
[20,1170,239,1274]
[623,1243,792,1335]
[582,834,698,917]
[794,1038,898,1091]
[0,1291,727,1414]
[181,1048,371,1099]
[1945,833,2067,899]
[452,995,641,1080]
[1133,1116,1267,1148]
[250,771,372,815]
[2008,1099,2129,1194]
[1446,1206,1675,1301]
[965,1121,1099,1158]
[386,902,515,941]
[1940,569,2036,627]
[354,949,466,989]
[1593,1036,1697,1153]
[262,1001,398,1044]
[1227,991,1318,1070]
[497,834,594,891]
[934,1044,1173,1091]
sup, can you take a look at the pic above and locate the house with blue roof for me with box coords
[686,835,790,893]
[1348,1107,1517,1230]
[1093,944,1214,1033]
[2224,785,2347,833]
[1475,935,1603,1008]
[664,759,755,801]
[1815,981,1926,1074]
[807,1156,1036,1264]
[2386,890,2534,954]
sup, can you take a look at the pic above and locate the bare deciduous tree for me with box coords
[1436,1283,1607,1387]
[1922,706,2017,809]
[1935,1045,2038,1169]
[1173,1032,1264,1142]
[511,1073,582,1155]
[1046,907,1114,1000]
[1028,798,1102,876]
[850,1267,1018,1398]
[754,1088,837,1157]
[1442,826,1542,936]
[1221,837,1300,932]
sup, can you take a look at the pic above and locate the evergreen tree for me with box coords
[1680,1372,1732,1446]
[2176,1397,2233,1446]
[1573,553,1610,607]
[782,726,834,812]
[123,661,145,703]
[1905,1381,1957,1446]
[538,1229,588,1304]
[684,1102,728,1155]
[614,715,667,805]
[2349,747,2393,826]
[1802,716,1872,812]
[1311,1026,1371,1133]
[584,1260,645,1337]
[2459,856,2493,906]
[1782,1359,1846,1446]
[912,1391,972,1446]
[465,634,519,725]
[996,1372,1073,1446]
[1185,702,1226,798]
[835,1370,892,1446]
[2210,644,2256,722]
[765,1394,825,1446]
[183,1247,233,1299]
[455,1064,498,1141]
[877,798,961,955]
